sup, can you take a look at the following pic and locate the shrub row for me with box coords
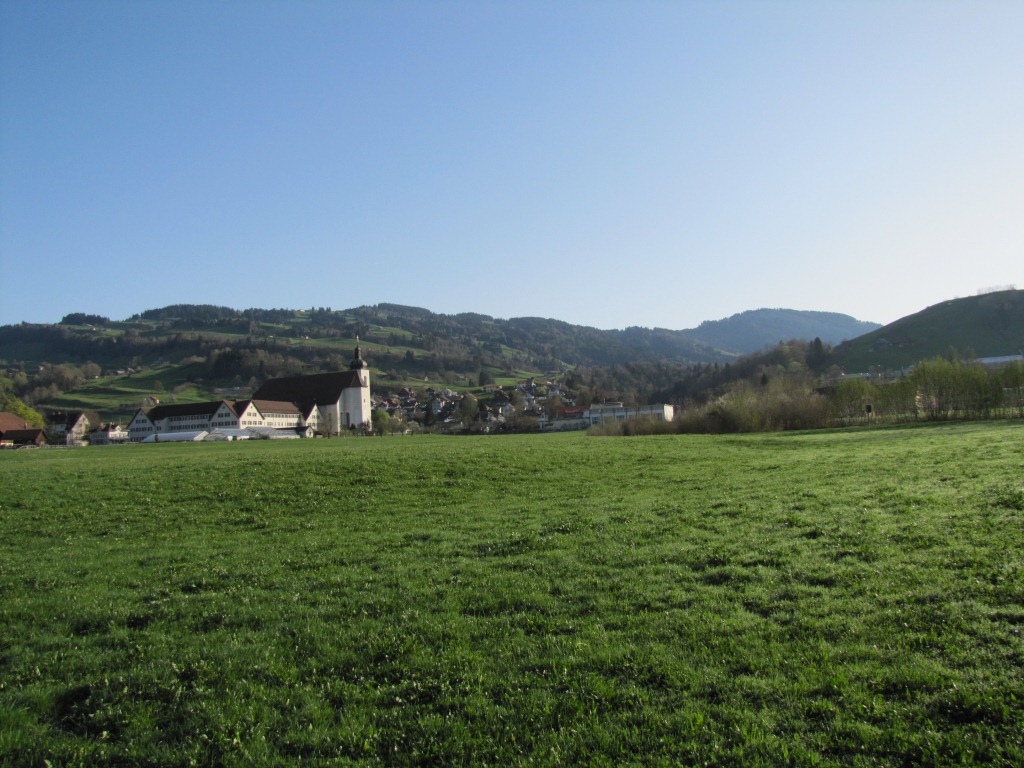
[590,359,1024,436]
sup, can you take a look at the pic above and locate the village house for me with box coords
[88,423,129,446]
[45,411,91,445]
[0,412,46,448]
[1,428,47,447]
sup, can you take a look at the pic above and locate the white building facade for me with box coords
[585,402,675,425]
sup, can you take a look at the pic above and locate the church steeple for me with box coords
[350,336,367,370]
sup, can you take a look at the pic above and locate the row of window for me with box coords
[129,410,354,433]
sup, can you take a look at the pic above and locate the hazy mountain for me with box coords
[683,309,881,355]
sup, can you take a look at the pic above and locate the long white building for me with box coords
[585,402,674,425]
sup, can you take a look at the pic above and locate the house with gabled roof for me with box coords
[127,408,155,442]
[210,401,243,430]
[233,399,312,434]
[0,428,47,447]
[89,423,129,446]
[1,412,46,446]
[45,410,91,445]
[299,402,324,434]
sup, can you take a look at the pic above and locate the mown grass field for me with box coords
[1,423,1022,766]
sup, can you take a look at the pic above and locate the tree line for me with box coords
[591,352,1024,436]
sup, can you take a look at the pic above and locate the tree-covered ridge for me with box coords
[833,289,1024,372]
[689,308,881,354]
[12,301,880,371]
[59,313,110,327]
[1,302,735,380]
[3,293,1020,425]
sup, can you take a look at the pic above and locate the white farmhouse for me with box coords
[89,423,129,445]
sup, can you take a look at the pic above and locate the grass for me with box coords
[44,364,218,420]
[1,422,1022,766]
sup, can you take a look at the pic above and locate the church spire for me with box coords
[350,336,367,370]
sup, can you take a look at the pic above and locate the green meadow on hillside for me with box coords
[1,424,1022,766]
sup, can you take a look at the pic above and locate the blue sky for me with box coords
[2,1,1021,330]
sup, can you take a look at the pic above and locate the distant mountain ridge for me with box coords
[0,303,879,372]
[684,309,881,355]
[4,294,1019,421]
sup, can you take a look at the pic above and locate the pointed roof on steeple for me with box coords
[350,336,367,370]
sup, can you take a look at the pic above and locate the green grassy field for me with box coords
[1,423,1022,766]
[45,364,216,418]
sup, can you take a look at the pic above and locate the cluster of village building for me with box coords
[1,345,675,447]
[374,383,672,434]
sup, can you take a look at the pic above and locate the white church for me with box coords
[127,344,372,441]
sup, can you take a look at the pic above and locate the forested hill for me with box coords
[687,309,880,354]
[832,289,1024,372]
[3,297,1018,420]
[1,303,877,372]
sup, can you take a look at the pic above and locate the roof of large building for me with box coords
[230,399,252,415]
[142,401,229,421]
[141,430,209,442]
[1,428,46,444]
[0,412,33,432]
[232,399,303,416]
[251,399,302,415]
[252,370,363,406]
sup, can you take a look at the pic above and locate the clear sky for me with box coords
[2,1,1022,331]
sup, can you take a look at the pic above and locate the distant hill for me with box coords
[684,309,880,355]
[833,289,1024,372]
[0,303,881,374]
[0,301,886,418]
[5,295,1022,422]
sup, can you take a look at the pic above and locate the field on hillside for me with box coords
[2,425,1022,766]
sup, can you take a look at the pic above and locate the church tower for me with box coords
[342,337,372,429]
[350,338,368,373]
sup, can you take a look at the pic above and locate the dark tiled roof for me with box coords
[145,401,228,421]
[2,428,46,444]
[253,371,362,406]
[45,410,85,427]
[251,399,302,414]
